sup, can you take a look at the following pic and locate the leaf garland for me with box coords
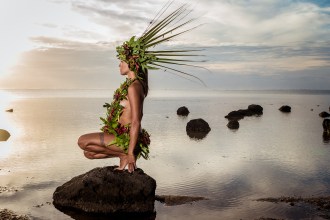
[100,78,150,160]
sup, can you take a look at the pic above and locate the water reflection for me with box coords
[55,206,156,220]
[0,92,330,219]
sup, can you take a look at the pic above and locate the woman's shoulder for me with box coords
[128,80,144,96]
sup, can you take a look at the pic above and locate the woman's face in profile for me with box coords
[119,61,130,75]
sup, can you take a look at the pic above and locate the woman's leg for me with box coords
[77,132,128,169]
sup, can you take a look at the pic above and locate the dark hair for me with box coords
[138,69,149,97]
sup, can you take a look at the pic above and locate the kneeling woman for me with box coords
[78,60,150,173]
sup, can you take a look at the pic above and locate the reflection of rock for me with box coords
[323,119,330,133]
[319,111,330,118]
[0,209,30,220]
[279,105,291,113]
[6,109,13,112]
[227,120,239,130]
[155,195,207,206]
[177,106,189,116]
[53,166,156,214]
[186,119,211,139]
[323,119,330,143]
[323,132,330,143]
[0,129,10,141]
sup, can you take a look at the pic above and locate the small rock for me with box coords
[247,104,263,115]
[227,120,239,130]
[0,129,10,141]
[319,111,330,118]
[6,109,13,112]
[177,106,190,116]
[279,105,291,113]
[225,111,245,121]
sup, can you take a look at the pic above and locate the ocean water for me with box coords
[0,89,330,220]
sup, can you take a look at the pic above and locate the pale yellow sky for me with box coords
[0,0,329,90]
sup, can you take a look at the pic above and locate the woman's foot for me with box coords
[115,154,128,171]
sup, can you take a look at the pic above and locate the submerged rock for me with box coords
[0,209,30,220]
[227,120,239,130]
[0,129,10,141]
[53,166,156,214]
[186,118,211,139]
[155,195,207,206]
[319,111,330,118]
[279,105,291,113]
[177,106,190,116]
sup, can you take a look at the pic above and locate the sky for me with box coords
[0,0,329,90]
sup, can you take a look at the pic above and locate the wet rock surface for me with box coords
[279,105,291,113]
[53,166,156,214]
[177,106,190,116]
[186,118,211,139]
[0,209,30,220]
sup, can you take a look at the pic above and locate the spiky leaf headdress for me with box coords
[116,1,205,84]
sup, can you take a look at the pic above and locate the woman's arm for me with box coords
[127,81,144,172]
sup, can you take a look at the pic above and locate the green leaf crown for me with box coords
[116,2,206,84]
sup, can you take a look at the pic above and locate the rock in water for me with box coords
[0,129,10,141]
[279,105,291,113]
[319,111,330,118]
[186,118,211,139]
[227,120,239,130]
[247,104,263,115]
[177,106,190,116]
[53,166,156,214]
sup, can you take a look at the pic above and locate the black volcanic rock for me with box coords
[177,106,190,116]
[279,105,291,113]
[227,120,239,130]
[319,111,330,118]
[53,166,156,214]
[248,104,263,115]
[225,111,245,121]
[225,104,263,121]
[186,118,211,139]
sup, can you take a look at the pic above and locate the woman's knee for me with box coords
[77,135,87,149]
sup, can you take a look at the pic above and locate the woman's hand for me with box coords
[115,154,136,172]
[127,154,136,173]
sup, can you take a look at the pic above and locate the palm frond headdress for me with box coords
[116,1,205,84]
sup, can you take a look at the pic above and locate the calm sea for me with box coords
[0,89,330,220]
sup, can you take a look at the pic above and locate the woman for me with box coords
[78,3,203,173]
[78,60,149,173]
